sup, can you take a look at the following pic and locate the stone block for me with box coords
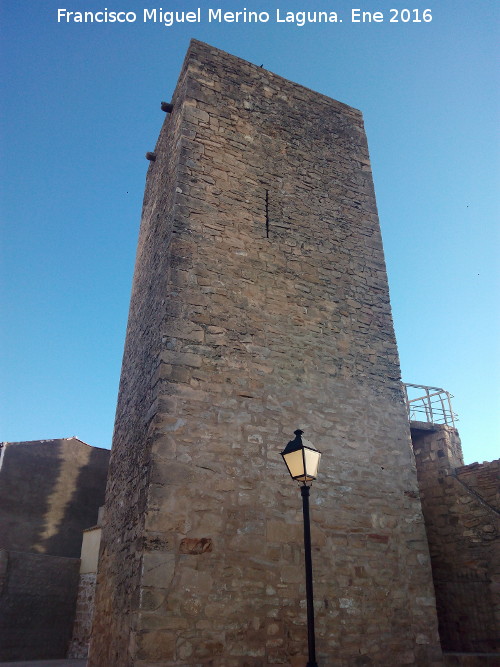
[179,537,213,555]
[136,630,176,661]
[141,553,175,589]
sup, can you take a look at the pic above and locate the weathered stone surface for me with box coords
[89,40,442,666]
[141,552,175,589]
[179,537,213,554]
[136,629,176,661]
[68,573,97,659]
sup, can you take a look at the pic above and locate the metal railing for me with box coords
[403,383,458,427]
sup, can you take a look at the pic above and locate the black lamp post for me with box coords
[280,429,321,667]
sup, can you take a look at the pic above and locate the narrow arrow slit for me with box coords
[265,190,270,238]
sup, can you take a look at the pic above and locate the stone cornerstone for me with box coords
[89,40,443,666]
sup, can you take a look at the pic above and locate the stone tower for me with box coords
[89,40,442,666]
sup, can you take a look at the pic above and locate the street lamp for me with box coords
[280,429,321,667]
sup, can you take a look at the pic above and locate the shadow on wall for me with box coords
[43,444,109,557]
[0,438,110,661]
[0,438,110,558]
[0,440,64,555]
[0,549,81,661]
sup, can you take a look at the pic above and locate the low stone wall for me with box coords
[411,424,499,654]
[0,549,80,661]
[455,459,499,511]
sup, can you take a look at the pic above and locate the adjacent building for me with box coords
[0,437,109,661]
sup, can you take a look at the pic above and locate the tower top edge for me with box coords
[184,38,363,118]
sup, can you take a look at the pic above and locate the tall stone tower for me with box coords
[89,40,442,666]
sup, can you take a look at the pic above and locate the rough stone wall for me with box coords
[411,423,499,653]
[68,572,97,659]
[0,549,80,661]
[0,438,109,557]
[68,525,103,658]
[90,40,442,666]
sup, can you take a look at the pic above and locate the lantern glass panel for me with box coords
[283,449,305,480]
[303,447,321,480]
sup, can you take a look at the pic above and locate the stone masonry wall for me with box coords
[411,423,499,653]
[90,40,442,666]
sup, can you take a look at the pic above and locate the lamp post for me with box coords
[280,429,321,667]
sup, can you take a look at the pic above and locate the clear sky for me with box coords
[1,0,498,464]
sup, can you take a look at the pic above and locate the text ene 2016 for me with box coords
[352,9,433,22]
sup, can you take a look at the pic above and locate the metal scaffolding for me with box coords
[403,383,458,427]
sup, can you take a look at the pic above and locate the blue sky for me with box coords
[1,1,498,464]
